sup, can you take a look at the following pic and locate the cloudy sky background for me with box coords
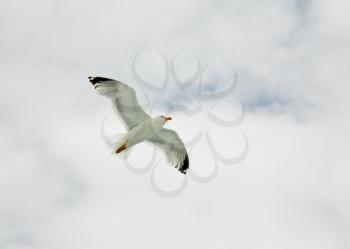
[1,0,349,248]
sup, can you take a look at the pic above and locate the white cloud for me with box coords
[0,0,349,248]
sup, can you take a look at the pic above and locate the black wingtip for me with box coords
[88,76,114,85]
[179,154,189,174]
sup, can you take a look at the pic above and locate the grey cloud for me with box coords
[0,0,349,248]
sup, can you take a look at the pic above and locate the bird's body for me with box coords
[125,116,164,148]
[89,76,189,174]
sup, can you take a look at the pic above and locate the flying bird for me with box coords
[89,76,189,174]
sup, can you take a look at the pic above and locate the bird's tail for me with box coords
[105,133,131,160]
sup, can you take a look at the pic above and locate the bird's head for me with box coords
[152,115,173,130]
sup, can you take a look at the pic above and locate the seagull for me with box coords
[89,76,189,174]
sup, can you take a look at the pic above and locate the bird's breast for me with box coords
[126,120,160,146]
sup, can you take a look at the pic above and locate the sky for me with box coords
[0,0,349,248]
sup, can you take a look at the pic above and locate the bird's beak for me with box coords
[165,116,172,121]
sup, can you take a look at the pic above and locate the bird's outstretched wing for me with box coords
[89,76,150,129]
[147,128,189,174]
